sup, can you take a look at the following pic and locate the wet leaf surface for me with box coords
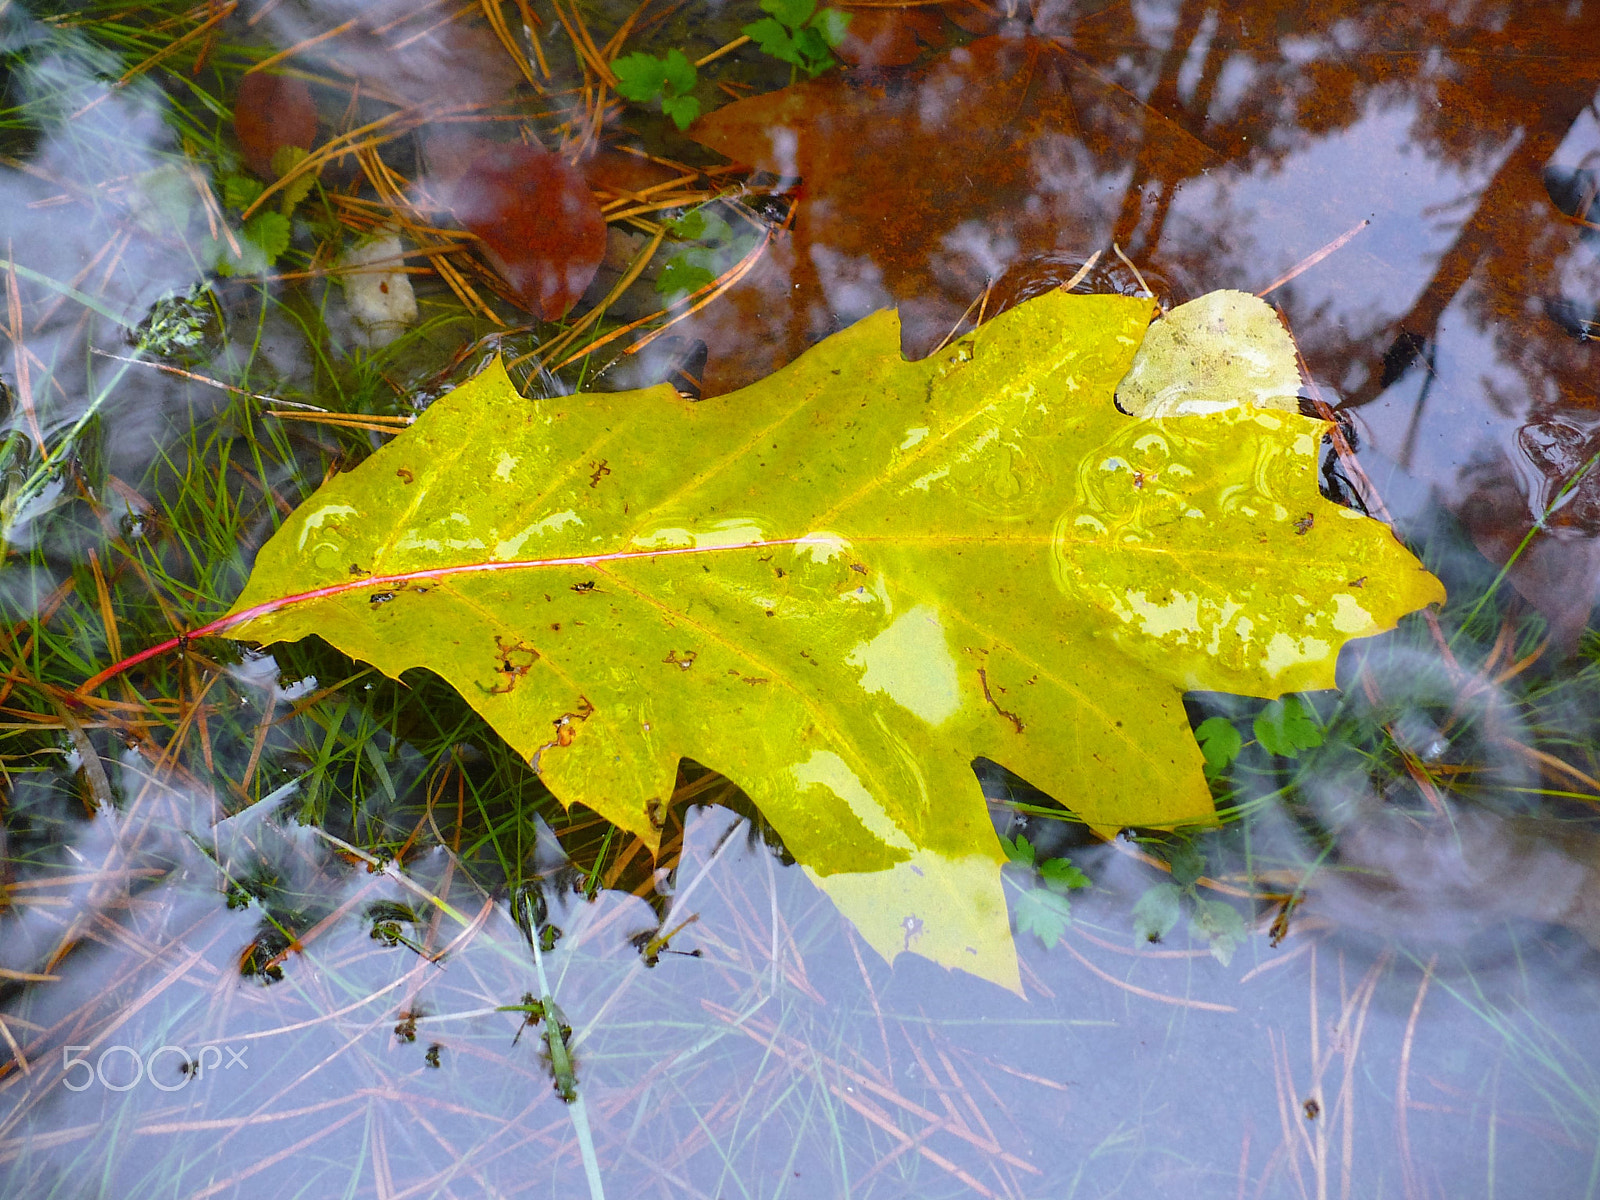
[224,289,1440,986]
[674,0,1600,644]
[1116,290,1303,417]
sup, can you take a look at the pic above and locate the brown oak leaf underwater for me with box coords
[233,72,317,181]
[427,137,608,321]
[678,33,1216,394]
[833,5,945,67]
[219,290,1442,988]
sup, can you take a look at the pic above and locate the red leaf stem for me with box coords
[77,538,811,696]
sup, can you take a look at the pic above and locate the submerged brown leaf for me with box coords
[429,136,608,321]
[681,34,1217,394]
[834,6,946,67]
[234,73,317,180]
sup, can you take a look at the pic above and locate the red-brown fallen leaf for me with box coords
[680,34,1216,394]
[835,6,947,67]
[234,73,318,180]
[430,136,608,321]
[941,0,1002,35]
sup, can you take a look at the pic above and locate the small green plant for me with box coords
[1192,695,1323,785]
[656,207,752,300]
[1252,694,1324,758]
[135,281,215,356]
[612,0,849,131]
[215,147,317,275]
[743,0,851,78]
[613,48,700,130]
[1132,838,1246,965]
[999,833,1090,949]
[1193,714,1243,779]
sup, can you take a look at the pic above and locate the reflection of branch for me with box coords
[1339,132,1544,410]
[1342,88,1593,411]
[1104,0,1216,251]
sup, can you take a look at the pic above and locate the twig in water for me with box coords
[1256,219,1369,299]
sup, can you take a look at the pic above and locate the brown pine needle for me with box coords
[341,142,505,324]
[518,226,666,370]
[268,411,414,434]
[26,231,118,333]
[603,0,656,58]
[432,250,506,324]
[1062,248,1102,291]
[1061,935,1239,1013]
[1102,832,1260,899]
[549,0,617,86]
[0,968,59,982]
[702,1000,1030,1189]
[601,195,711,222]
[1112,240,1154,298]
[595,172,709,211]
[1481,610,1519,678]
[180,159,241,257]
[86,550,121,666]
[1493,737,1600,798]
[933,283,992,353]
[517,0,552,79]
[390,1,479,53]
[1396,956,1436,1200]
[1491,638,1548,685]
[1071,925,1215,960]
[246,0,290,25]
[240,106,439,221]
[479,0,541,88]
[603,216,778,366]
[246,19,357,75]
[370,0,460,36]
[1238,937,1315,984]
[0,1014,29,1075]
[88,351,318,408]
[695,35,751,68]
[3,252,45,453]
[69,2,239,121]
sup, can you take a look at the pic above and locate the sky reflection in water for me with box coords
[5,0,1600,1195]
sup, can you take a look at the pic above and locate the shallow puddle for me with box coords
[5,1,1600,1196]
